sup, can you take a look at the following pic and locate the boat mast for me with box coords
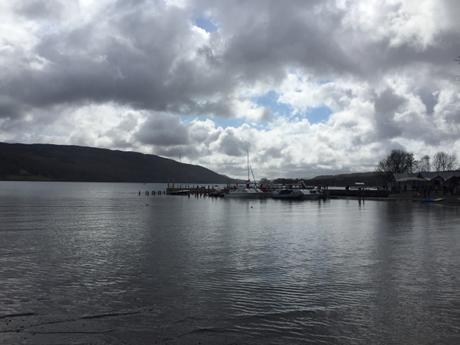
[250,165,257,185]
[247,149,250,182]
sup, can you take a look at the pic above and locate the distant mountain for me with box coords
[303,171,394,187]
[0,142,234,183]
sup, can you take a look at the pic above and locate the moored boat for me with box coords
[272,189,304,200]
[421,197,444,203]
[225,186,268,198]
[300,188,323,200]
[224,150,268,199]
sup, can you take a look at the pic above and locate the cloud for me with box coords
[0,0,460,178]
[217,129,249,157]
[15,0,66,20]
[135,112,190,146]
[373,88,405,140]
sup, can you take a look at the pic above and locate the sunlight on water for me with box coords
[0,182,459,344]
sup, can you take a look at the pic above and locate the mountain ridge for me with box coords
[0,142,234,183]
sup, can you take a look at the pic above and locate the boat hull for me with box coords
[225,192,269,199]
[272,190,304,200]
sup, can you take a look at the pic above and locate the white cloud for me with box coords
[1,0,460,178]
[340,0,445,48]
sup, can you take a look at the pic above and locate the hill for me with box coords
[0,142,234,183]
[303,171,394,187]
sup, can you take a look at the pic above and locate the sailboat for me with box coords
[225,151,268,199]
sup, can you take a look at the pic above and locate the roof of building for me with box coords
[395,176,427,182]
[394,170,460,182]
[419,171,460,181]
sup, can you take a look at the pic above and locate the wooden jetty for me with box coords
[166,183,225,197]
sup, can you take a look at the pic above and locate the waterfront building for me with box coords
[392,171,460,195]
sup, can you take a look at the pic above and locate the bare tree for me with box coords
[377,150,416,174]
[433,152,457,171]
[416,155,431,172]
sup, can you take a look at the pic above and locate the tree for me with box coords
[433,152,457,171]
[377,149,416,174]
[416,155,431,172]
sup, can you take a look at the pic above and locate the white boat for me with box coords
[299,188,322,200]
[226,185,268,199]
[224,151,269,199]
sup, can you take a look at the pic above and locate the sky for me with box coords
[0,0,459,179]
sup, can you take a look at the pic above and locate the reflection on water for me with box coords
[0,182,459,344]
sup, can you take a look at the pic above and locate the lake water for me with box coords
[0,182,459,345]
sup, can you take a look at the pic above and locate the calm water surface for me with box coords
[0,182,459,345]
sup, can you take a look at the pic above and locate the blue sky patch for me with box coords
[181,91,332,127]
[252,90,332,123]
[213,117,245,127]
[252,91,291,117]
[194,16,218,33]
[303,105,332,123]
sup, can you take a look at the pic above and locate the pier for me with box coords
[165,184,224,197]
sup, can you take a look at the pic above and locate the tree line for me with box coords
[377,150,458,174]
